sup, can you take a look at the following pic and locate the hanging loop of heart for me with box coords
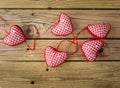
[56,28,86,55]
[56,40,78,55]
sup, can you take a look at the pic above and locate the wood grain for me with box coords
[0,1,120,87]
[0,40,119,61]
[0,62,120,88]
[0,10,120,38]
[0,0,120,8]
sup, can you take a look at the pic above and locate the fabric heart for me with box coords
[3,25,26,46]
[87,23,111,39]
[44,46,68,67]
[51,13,73,36]
[81,40,104,62]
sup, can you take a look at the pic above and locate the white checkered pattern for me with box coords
[3,25,25,46]
[81,40,104,62]
[44,46,68,67]
[87,23,111,39]
[51,13,73,36]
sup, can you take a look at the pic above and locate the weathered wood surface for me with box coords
[0,0,120,8]
[0,62,120,88]
[0,0,120,88]
[0,40,119,61]
[0,10,120,38]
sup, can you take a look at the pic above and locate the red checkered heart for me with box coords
[87,23,111,39]
[81,40,104,62]
[3,25,25,46]
[44,46,68,67]
[51,13,73,36]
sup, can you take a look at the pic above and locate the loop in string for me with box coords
[56,39,78,55]
[56,27,86,55]
[25,24,40,50]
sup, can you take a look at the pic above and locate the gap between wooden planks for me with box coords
[0,0,120,8]
[0,62,120,88]
[0,40,119,61]
[0,10,120,38]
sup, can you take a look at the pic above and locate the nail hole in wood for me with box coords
[46,68,49,71]
[26,48,29,51]
[31,13,35,16]
[31,81,35,84]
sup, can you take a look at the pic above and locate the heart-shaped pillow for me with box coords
[3,25,26,46]
[44,46,68,67]
[51,13,73,36]
[81,40,104,62]
[87,23,111,39]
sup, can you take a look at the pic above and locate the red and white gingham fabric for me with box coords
[87,23,111,39]
[81,40,104,62]
[51,13,73,36]
[44,46,68,67]
[3,25,25,46]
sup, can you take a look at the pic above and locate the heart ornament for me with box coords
[81,40,104,62]
[51,13,73,36]
[44,46,68,67]
[87,23,111,39]
[3,25,26,46]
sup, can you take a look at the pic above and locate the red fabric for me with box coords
[87,23,111,39]
[1,16,39,50]
[44,46,68,67]
[51,13,74,36]
[3,25,26,46]
[3,24,39,50]
[81,40,104,62]
[45,15,111,65]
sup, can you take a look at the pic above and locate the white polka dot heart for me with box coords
[44,46,68,67]
[81,40,104,62]
[51,13,73,36]
[3,25,25,46]
[87,23,111,39]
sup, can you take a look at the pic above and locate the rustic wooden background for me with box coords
[0,0,120,88]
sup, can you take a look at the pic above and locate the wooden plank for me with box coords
[0,0,120,8]
[0,10,120,38]
[0,40,119,61]
[0,62,120,88]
